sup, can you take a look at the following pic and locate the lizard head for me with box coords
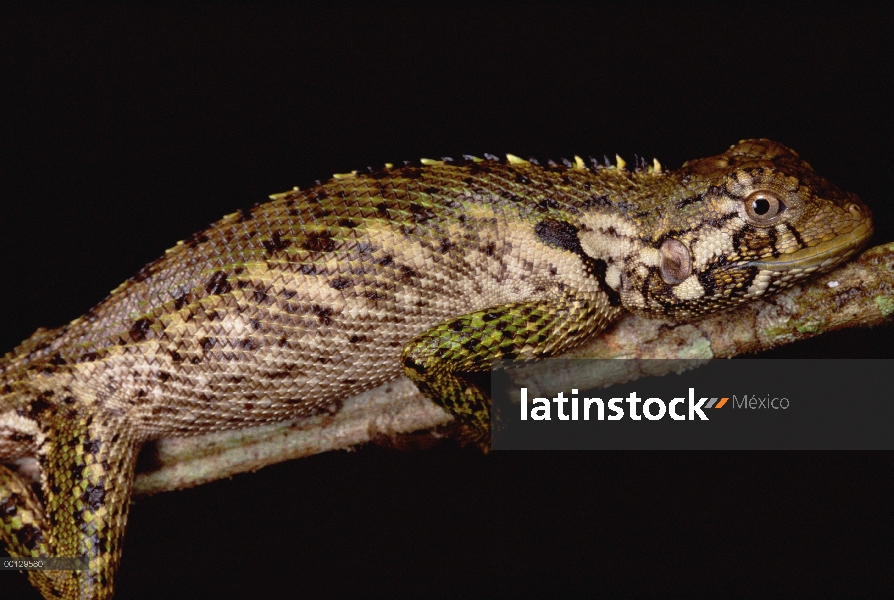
[618,139,873,318]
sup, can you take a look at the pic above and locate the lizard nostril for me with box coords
[847,204,863,220]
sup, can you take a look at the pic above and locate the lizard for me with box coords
[0,139,873,599]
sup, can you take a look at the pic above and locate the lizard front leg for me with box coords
[1,413,138,600]
[401,292,619,450]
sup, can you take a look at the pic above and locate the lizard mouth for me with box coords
[750,221,873,272]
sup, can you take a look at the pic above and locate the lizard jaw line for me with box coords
[748,222,873,272]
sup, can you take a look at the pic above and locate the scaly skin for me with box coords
[0,139,873,599]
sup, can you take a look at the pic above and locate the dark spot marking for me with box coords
[173,292,190,310]
[81,483,105,511]
[1,494,21,515]
[535,219,580,252]
[483,242,496,257]
[583,195,612,209]
[159,371,171,382]
[17,523,43,551]
[409,202,436,223]
[185,233,210,249]
[589,258,622,307]
[731,223,756,256]
[675,195,704,209]
[262,231,291,254]
[349,335,365,344]
[440,237,456,253]
[700,211,739,228]
[403,356,426,375]
[376,254,394,267]
[696,269,719,296]
[784,222,806,248]
[399,266,419,283]
[339,218,358,228]
[303,231,336,253]
[200,337,215,352]
[82,438,101,456]
[129,318,152,342]
[311,305,335,325]
[170,351,183,363]
[329,278,352,290]
[767,227,780,257]
[537,198,560,212]
[253,290,269,304]
[205,272,233,296]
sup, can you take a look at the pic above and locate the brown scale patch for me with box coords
[184,233,210,249]
[205,272,233,296]
[262,231,292,254]
[329,278,352,290]
[78,351,100,364]
[310,305,336,325]
[364,289,387,302]
[129,318,152,342]
[303,231,336,253]
[298,263,321,275]
[398,265,420,284]
[409,202,437,223]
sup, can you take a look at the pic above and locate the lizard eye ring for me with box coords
[744,190,786,223]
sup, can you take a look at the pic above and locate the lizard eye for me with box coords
[744,190,786,223]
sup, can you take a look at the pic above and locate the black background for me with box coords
[2,4,892,598]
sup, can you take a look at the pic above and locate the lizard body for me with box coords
[0,139,873,599]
